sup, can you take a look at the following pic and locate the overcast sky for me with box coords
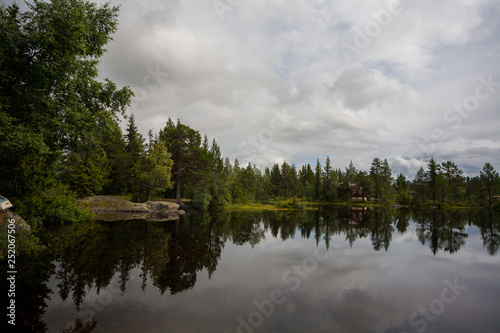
[11,0,500,177]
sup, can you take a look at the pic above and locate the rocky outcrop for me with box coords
[0,210,31,232]
[80,196,185,221]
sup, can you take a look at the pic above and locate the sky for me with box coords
[9,0,500,177]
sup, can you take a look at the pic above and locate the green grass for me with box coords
[226,200,317,211]
[225,200,492,212]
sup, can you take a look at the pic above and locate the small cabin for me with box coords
[350,183,367,201]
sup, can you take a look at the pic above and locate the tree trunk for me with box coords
[176,167,181,204]
[488,185,492,206]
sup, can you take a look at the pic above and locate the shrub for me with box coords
[17,184,94,226]
[276,197,304,209]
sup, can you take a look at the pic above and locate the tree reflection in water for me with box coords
[2,207,498,332]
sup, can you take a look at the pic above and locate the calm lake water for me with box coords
[7,207,500,332]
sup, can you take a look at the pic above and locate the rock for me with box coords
[146,201,180,211]
[80,196,184,222]
[0,210,31,232]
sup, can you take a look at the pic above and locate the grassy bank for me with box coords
[226,198,318,211]
[224,199,496,211]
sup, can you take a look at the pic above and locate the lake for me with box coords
[7,207,500,332]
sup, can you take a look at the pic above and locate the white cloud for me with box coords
[89,0,500,176]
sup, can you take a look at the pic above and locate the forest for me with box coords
[1,0,500,229]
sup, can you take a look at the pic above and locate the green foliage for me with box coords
[314,159,322,200]
[321,157,336,201]
[17,184,94,226]
[192,191,213,211]
[275,197,304,210]
[413,167,427,202]
[370,158,393,204]
[481,162,500,206]
[60,148,110,197]
[101,121,129,194]
[231,185,248,205]
[298,164,315,199]
[207,150,232,211]
[0,224,45,259]
[159,118,204,202]
[426,157,440,202]
[0,0,131,222]
[138,140,174,200]
[395,173,412,205]
[124,114,146,194]
[15,231,45,258]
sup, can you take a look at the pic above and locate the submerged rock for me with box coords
[80,196,184,221]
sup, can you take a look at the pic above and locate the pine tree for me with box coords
[315,159,323,201]
[322,157,336,201]
[381,159,393,203]
[270,163,282,198]
[370,158,382,201]
[124,114,146,194]
[413,167,427,202]
[440,161,463,204]
[481,163,500,206]
[159,118,203,203]
[426,157,440,202]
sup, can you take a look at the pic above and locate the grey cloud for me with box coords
[79,0,500,172]
[331,65,417,111]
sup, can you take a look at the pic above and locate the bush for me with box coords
[17,184,94,226]
[192,192,212,211]
[276,197,304,209]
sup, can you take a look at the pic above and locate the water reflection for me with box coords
[2,208,499,332]
[478,211,500,256]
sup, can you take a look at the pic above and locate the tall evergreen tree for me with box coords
[380,159,393,203]
[322,157,336,201]
[395,173,411,205]
[124,114,146,194]
[207,139,230,209]
[281,162,298,198]
[426,158,440,202]
[299,164,315,199]
[370,158,382,201]
[413,167,427,202]
[101,121,128,194]
[345,161,358,185]
[370,158,393,203]
[315,159,323,201]
[270,163,282,198]
[481,163,500,206]
[440,161,463,204]
[159,118,203,203]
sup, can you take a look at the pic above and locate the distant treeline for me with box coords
[52,113,500,210]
